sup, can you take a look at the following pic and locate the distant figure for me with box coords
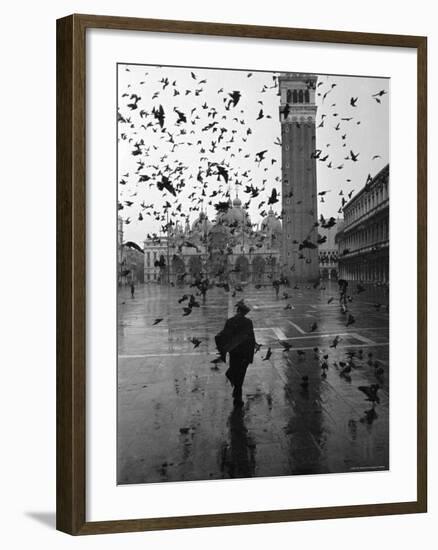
[272,279,280,299]
[215,301,256,407]
[338,278,348,312]
[199,278,209,303]
[130,281,135,299]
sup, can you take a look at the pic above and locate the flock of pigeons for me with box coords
[118,65,387,247]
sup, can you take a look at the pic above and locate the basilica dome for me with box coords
[219,196,251,227]
[261,208,282,237]
[232,195,242,207]
[191,211,212,233]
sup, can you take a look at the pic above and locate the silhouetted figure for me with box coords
[199,278,209,303]
[272,279,280,299]
[130,281,135,298]
[215,301,256,407]
[338,278,348,312]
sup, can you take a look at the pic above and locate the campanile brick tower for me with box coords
[279,73,319,282]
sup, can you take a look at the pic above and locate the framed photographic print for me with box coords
[56,14,427,535]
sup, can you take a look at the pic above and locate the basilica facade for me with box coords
[143,196,283,285]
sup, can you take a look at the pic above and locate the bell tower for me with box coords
[279,73,319,282]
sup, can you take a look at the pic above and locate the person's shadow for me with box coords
[220,407,256,479]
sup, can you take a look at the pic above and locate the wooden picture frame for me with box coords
[56,13,427,535]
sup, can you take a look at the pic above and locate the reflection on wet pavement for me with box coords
[117,282,389,484]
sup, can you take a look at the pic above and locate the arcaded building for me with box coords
[336,165,389,283]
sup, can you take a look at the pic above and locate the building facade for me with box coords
[143,236,170,283]
[118,216,145,285]
[143,197,283,285]
[336,165,389,283]
[279,73,319,281]
[124,249,145,284]
[318,220,342,280]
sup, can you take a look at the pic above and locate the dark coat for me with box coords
[215,314,256,364]
[338,279,348,292]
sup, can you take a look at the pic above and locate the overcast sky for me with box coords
[117,64,389,244]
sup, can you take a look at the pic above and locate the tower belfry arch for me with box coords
[279,73,319,282]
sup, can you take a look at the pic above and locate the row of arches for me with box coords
[170,254,279,284]
[286,88,310,104]
[320,268,338,280]
[338,257,388,283]
[319,251,338,264]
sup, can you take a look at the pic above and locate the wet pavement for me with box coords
[117,281,389,484]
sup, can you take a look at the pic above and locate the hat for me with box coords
[235,300,250,315]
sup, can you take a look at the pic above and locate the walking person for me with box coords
[199,278,209,303]
[273,279,280,299]
[130,281,135,299]
[338,278,348,312]
[215,301,256,407]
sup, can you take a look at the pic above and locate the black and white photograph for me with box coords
[0,0,432,543]
[116,63,390,485]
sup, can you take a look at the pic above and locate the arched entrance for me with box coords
[172,255,185,284]
[235,256,250,282]
[252,256,265,284]
[155,254,168,283]
[268,256,278,280]
[209,252,229,282]
[188,255,203,282]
